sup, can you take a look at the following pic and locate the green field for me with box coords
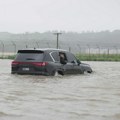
[76,54,120,61]
[0,55,16,60]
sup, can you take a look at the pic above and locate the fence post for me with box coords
[69,46,71,52]
[46,42,50,48]
[0,40,4,58]
[107,48,109,55]
[26,45,28,48]
[96,45,100,55]
[36,41,39,48]
[114,46,118,55]
[11,41,16,55]
[77,44,81,54]
[87,44,90,56]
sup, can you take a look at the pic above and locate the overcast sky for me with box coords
[0,0,120,33]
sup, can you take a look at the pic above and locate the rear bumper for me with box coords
[11,65,51,76]
[11,71,50,76]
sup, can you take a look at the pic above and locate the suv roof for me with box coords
[18,48,68,53]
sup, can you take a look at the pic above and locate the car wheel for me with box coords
[87,70,92,73]
[11,72,15,74]
[52,70,64,76]
[51,70,58,76]
[54,71,59,76]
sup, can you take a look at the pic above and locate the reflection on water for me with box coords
[0,60,120,120]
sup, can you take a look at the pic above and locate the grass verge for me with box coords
[0,54,120,61]
[76,54,120,61]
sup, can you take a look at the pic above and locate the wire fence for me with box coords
[0,40,120,58]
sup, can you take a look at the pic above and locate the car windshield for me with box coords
[15,50,44,62]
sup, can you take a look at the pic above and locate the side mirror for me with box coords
[77,59,81,65]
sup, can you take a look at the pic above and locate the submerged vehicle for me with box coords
[11,48,92,76]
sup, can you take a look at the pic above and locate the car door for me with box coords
[50,51,70,74]
[66,52,80,74]
[58,52,73,74]
[50,51,75,75]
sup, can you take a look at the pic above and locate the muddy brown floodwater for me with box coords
[0,59,120,120]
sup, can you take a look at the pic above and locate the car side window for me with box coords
[51,52,60,62]
[59,52,67,64]
[59,52,67,60]
[43,53,53,61]
[66,52,77,63]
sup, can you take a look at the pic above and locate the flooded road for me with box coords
[0,59,120,120]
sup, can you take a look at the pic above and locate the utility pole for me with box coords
[53,32,62,49]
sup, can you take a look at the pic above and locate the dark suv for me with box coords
[11,48,92,76]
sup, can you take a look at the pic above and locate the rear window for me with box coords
[15,50,44,62]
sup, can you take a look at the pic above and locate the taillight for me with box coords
[32,62,48,66]
[11,61,48,66]
[12,61,20,65]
